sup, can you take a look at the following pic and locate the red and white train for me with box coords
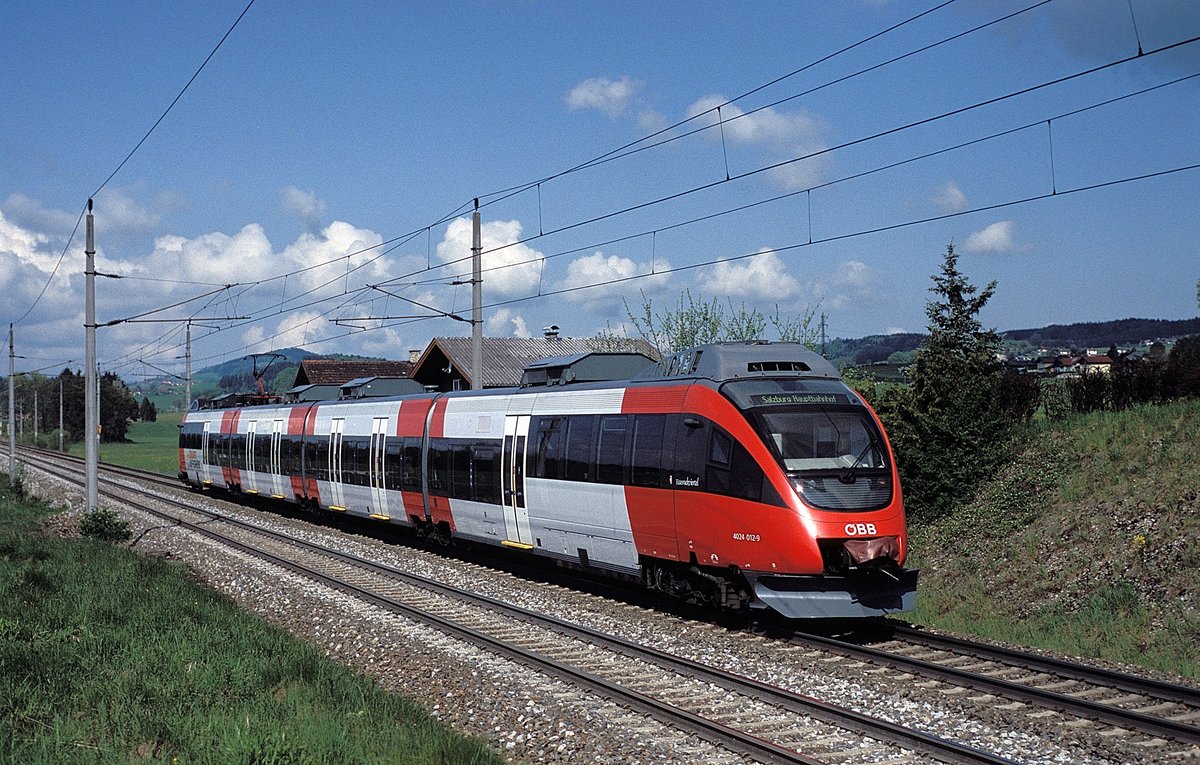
[179,342,917,618]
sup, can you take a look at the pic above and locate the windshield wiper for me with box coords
[838,436,880,484]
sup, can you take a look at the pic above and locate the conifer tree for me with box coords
[877,244,1007,521]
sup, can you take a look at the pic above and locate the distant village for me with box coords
[999,339,1171,378]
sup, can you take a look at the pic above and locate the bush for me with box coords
[997,372,1041,424]
[1066,370,1110,413]
[78,507,132,543]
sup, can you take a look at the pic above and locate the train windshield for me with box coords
[754,407,886,474]
[723,378,893,511]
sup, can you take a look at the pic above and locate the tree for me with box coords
[139,397,158,422]
[99,372,139,442]
[876,244,1008,521]
[625,289,818,355]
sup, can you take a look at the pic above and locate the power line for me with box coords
[12,0,257,328]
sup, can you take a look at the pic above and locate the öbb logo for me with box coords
[843,523,877,536]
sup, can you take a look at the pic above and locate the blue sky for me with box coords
[2,0,1198,378]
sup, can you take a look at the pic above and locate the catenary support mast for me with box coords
[84,200,98,511]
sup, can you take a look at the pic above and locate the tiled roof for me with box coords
[294,359,413,386]
[431,336,658,388]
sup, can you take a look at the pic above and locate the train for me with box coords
[178,341,917,619]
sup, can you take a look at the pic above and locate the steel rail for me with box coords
[19,448,1016,765]
[888,623,1200,706]
[789,629,1200,746]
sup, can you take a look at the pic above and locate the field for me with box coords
[69,412,184,476]
[0,479,505,764]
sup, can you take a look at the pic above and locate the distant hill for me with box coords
[826,317,1200,368]
[1001,317,1200,350]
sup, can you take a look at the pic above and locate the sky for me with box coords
[2,0,1198,379]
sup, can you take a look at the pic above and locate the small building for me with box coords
[292,358,414,388]
[1077,354,1114,375]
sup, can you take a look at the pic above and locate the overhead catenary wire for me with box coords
[84,3,1196,376]
[386,36,1200,287]
[97,0,972,367]
[12,0,257,328]
[133,53,1200,372]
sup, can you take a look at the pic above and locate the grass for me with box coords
[67,412,183,476]
[907,397,1200,679]
[0,480,506,765]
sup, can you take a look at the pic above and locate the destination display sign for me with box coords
[752,393,850,406]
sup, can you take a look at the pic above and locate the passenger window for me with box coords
[631,415,666,487]
[596,415,629,485]
[564,416,595,482]
[533,417,565,480]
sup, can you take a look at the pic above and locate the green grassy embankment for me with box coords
[0,478,505,764]
[907,398,1200,679]
[68,412,183,476]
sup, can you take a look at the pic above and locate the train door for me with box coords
[270,418,285,498]
[501,415,534,547]
[200,421,214,484]
[328,417,345,509]
[368,416,389,517]
[245,420,259,493]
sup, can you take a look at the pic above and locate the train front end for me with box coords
[649,343,918,619]
[725,374,916,618]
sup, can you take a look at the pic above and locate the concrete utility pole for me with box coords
[471,198,483,391]
[59,378,64,452]
[185,322,192,411]
[84,199,99,512]
[7,324,14,485]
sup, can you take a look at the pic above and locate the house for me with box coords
[410,331,658,391]
[292,358,414,387]
[1077,354,1114,375]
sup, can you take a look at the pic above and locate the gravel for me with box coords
[22,463,1196,765]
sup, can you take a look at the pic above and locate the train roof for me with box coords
[633,341,840,383]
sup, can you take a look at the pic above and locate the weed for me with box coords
[78,507,132,543]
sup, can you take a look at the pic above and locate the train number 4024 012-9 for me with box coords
[732,532,761,542]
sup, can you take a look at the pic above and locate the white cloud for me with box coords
[555,251,670,303]
[143,219,385,293]
[686,95,830,189]
[699,249,799,300]
[486,308,531,338]
[885,326,907,335]
[803,259,879,311]
[281,186,327,232]
[964,221,1017,253]
[436,217,543,298]
[565,76,642,117]
[931,181,967,213]
[3,193,77,235]
[93,188,159,232]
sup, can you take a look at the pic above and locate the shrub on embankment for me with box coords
[907,397,1200,679]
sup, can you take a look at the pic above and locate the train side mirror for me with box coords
[683,417,703,429]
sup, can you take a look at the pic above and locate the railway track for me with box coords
[12,447,1200,762]
[17,446,1016,765]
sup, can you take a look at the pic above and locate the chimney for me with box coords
[408,349,420,363]
[543,325,560,340]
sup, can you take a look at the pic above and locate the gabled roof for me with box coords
[293,359,413,386]
[416,336,658,389]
